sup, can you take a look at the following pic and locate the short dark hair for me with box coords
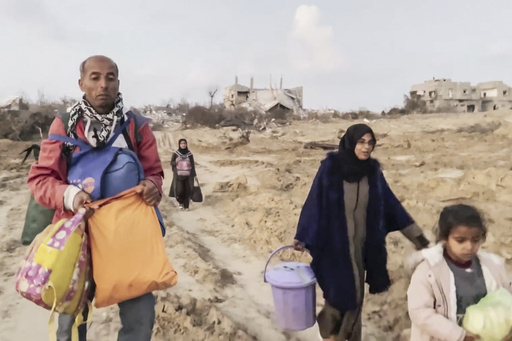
[79,56,119,78]
[437,204,487,242]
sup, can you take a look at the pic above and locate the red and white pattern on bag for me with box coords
[45,212,84,250]
[176,156,191,176]
[15,252,50,309]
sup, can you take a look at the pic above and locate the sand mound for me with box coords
[153,293,255,341]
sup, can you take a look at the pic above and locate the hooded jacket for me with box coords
[407,244,512,341]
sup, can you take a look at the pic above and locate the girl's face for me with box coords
[180,141,187,149]
[354,133,375,161]
[444,225,484,263]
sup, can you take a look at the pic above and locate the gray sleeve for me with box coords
[401,223,430,249]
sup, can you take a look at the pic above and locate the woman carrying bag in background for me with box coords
[169,138,197,210]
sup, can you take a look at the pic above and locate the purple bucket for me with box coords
[264,245,316,331]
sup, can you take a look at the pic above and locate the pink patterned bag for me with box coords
[15,208,92,316]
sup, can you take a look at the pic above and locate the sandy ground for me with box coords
[1,110,512,340]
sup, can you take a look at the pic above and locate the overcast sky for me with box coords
[1,0,511,111]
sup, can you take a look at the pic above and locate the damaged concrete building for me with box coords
[0,96,28,111]
[410,78,512,113]
[224,77,304,117]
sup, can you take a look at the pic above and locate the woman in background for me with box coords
[169,138,196,210]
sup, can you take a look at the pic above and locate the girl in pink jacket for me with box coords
[407,204,512,341]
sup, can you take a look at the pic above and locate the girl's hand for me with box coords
[464,331,480,341]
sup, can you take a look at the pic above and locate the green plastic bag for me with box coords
[463,288,512,341]
[20,144,55,245]
[21,195,55,245]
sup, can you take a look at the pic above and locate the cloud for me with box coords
[0,1,69,42]
[486,41,512,58]
[289,5,342,74]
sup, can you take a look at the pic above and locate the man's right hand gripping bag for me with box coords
[88,186,177,308]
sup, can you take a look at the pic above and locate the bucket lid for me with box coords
[265,262,316,289]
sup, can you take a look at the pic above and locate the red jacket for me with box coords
[28,114,164,223]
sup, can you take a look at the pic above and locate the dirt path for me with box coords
[0,132,322,340]
[153,148,322,341]
[144,131,322,340]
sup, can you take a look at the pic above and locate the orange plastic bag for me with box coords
[87,186,177,308]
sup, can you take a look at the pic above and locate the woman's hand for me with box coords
[293,239,306,251]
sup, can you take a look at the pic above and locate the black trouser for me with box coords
[176,176,191,209]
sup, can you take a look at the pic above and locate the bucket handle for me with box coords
[264,245,307,283]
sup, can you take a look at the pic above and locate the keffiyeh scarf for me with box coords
[65,93,124,150]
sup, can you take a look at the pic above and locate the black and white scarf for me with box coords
[66,93,124,150]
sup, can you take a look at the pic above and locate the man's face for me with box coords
[79,57,119,114]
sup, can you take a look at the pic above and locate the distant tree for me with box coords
[60,96,77,110]
[403,94,427,113]
[208,89,218,109]
[37,89,48,106]
[187,105,220,128]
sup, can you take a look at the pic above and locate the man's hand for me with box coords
[137,179,160,206]
[72,191,94,220]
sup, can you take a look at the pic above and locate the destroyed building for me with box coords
[0,96,28,111]
[223,77,304,117]
[410,78,512,113]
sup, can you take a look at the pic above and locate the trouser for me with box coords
[317,301,363,341]
[57,292,156,341]
[176,177,191,209]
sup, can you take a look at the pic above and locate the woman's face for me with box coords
[354,133,375,160]
[180,141,187,149]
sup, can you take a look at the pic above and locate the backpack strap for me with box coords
[56,110,145,153]
[60,112,71,132]
[49,117,132,151]
[105,117,132,148]
[121,111,149,152]
[49,134,91,151]
[122,129,135,152]
[59,111,146,139]
[126,111,149,143]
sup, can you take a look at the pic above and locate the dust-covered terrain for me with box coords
[1,110,512,340]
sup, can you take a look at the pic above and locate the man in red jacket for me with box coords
[28,55,164,341]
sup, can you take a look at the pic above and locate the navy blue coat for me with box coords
[295,152,414,313]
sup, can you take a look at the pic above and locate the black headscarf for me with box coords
[177,138,190,154]
[338,123,377,183]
